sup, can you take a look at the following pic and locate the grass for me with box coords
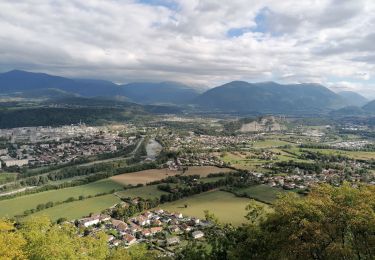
[252,139,291,148]
[111,166,234,185]
[159,190,270,226]
[30,194,121,221]
[0,179,124,218]
[232,184,289,204]
[115,185,169,199]
[0,172,17,185]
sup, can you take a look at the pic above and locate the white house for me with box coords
[192,231,204,239]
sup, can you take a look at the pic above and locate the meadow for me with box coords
[252,139,291,148]
[30,194,121,221]
[232,184,289,204]
[159,190,270,226]
[0,179,124,218]
[0,172,17,185]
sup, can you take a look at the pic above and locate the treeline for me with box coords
[157,172,255,203]
[298,150,349,162]
[109,197,160,221]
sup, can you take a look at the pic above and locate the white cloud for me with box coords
[0,0,374,96]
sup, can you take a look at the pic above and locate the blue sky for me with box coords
[137,0,179,10]
[0,0,374,97]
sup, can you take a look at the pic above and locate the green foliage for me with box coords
[178,183,375,260]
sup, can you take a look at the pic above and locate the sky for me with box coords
[0,0,375,97]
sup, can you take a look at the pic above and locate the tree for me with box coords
[231,183,375,260]
[20,216,109,259]
[0,219,26,260]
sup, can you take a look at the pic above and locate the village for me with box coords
[77,202,210,254]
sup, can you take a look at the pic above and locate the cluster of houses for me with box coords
[78,208,208,249]
[253,161,374,191]
[165,154,226,171]
[0,124,137,168]
[162,131,262,152]
[331,140,372,150]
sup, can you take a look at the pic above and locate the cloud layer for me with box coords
[0,0,375,96]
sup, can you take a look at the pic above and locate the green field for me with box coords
[252,139,291,148]
[232,184,289,204]
[0,172,17,185]
[115,185,168,199]
[30,194,121,221]
[0,179,124,217]
[160,190,270,226]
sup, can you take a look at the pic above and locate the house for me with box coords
[112,240,121,246]
[100,214,111,221]
[141,229,151,237]
[152,219,162,226]
[79,215,101,227]
[111,219,128,233]
[169,225,180,233]
[191,218,200,225]
[180,224,192,232]
[154,209,164,214]
[143,211,153,219]
[135,215,149,226]
[172,212,183,219]
[167,237,180,246]
[150,227,163,234]
[192,231,204,239]
[107,235,115,242]
[128,223,140,233]
[3,158,29,167]
[123,234,137,245]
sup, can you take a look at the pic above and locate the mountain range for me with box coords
[0,70,373,115]
[0,70,201,105]
[193,81,348,114]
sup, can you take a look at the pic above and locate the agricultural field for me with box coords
[111,169,179,185]
[183,166,234,177]
[252,139,291,148]
[0,179,124,218]
[115,185,169,199]
[221,152,266,171]
[111,166,233,185]
[231,184,290,204]
[159,190,270,226]
[30,194,121,221]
